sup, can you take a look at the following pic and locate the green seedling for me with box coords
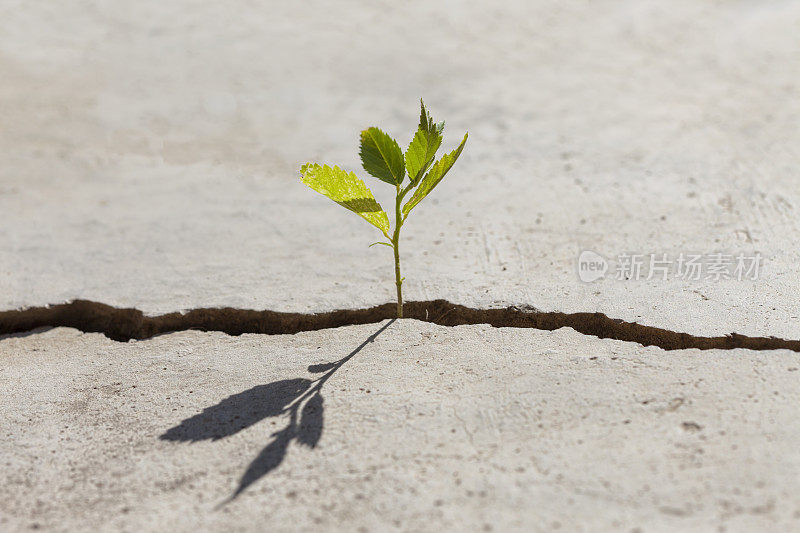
[300,100,468,318]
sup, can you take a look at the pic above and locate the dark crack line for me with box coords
[1,299,798,352]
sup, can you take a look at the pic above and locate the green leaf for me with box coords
[405,101,443,185]
[418,99,444,136]
[300,163,390,235]
[359,127,405,185]
[402,132,468,217]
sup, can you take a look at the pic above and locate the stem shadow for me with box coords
[159,319,395,501]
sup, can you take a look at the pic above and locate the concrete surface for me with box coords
[2,323,799,532]
[2,1,800,532]
[1,1,799,336]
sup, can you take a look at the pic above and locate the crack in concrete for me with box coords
[1,299,799,352]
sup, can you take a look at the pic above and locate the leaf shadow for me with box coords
[159,319,395,501]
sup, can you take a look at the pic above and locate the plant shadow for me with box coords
[160,319,395,500]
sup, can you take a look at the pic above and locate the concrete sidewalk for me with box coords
[1,1,799,336]
[2,1,800,531]
[2,323,799,531]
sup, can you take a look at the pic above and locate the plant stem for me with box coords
[393,184,403,318]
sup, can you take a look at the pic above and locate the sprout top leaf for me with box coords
[402,131,468,217]
[405,100,444,185]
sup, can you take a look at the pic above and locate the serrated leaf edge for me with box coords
[402,132,468,217]
[359,127,405,185]
[300,162,391,236]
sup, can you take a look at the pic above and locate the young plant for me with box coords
[300,100,468,318]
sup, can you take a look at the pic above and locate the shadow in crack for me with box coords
[160,319,395,500]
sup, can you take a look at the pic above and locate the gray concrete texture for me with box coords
[1,1,798,336]
[3,324,800,532]
[2,0,800,531]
